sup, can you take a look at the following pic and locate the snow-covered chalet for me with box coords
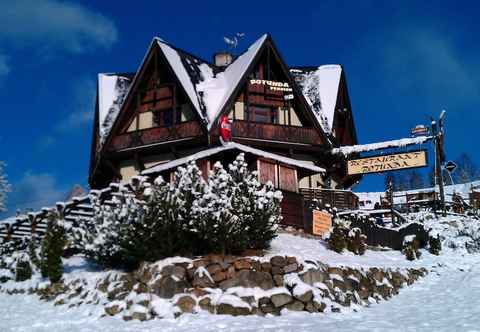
[89,34,360,227]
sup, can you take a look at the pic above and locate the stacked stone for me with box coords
[0,254,428,321]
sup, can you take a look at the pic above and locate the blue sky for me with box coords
[0,0,479,216]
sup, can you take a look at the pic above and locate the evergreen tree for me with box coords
[75,155,283,268]
[228,154,282,250]
[28,238,41,271]
[0,162,11,212]
[15,253,32,282]
[455,153,478,183]
[202,162,244,254]
[328,223,347,253]
[41,212,66,283]
[172,162,207,254]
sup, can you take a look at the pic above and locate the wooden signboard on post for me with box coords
[312,210,333,236]
[347,150,428,175]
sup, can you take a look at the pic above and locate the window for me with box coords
[153,109,178,127]
[249,106,278,124]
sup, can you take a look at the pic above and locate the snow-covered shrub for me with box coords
[403,235,421,261]
[0,237,28,258]
[15,253,32,282]
[121,173,200,265]
[328,221,349,253]
[228,154,282,250]
[0,238,38,283]
[347,227,367,255]
[75,155,283,268]
[328,219,367,255]
[451,220,480,253]
[28,238,41,271]
[76,184,146,268]
[193,162,245,254]
[41,212,67,282]
[428,234,442,255]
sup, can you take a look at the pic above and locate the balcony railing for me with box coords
[109,121,203,151]
[231,120,323,145]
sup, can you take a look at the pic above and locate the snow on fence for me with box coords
[343,215,429,250]
[0,190,105,242]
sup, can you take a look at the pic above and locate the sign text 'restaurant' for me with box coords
[347,150,427,175]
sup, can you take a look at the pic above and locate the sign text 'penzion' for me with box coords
[347,150,428,175]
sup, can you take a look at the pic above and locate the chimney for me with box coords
[214,52,233,68]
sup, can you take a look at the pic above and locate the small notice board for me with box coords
[312,210,333,236]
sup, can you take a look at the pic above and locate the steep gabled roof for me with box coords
[96,35,342,156]
[156,34,268,129]
[97,72,134,145]
[195,35,267,128]
[155,38,213,123]
[290,65,343,134]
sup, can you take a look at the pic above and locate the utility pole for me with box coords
[387,179,396,226]
[431,111,447,216]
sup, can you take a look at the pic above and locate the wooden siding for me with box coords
[232,120,323,145]
[258,159,277,185]
[109,121,203,151]
[197,159,211,181]
[280,191,305,229]
[279,165,297,192]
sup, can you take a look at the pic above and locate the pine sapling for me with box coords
[41,213,66,283]
[329,223,348,253]
[15,253,32,282]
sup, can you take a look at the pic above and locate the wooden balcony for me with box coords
[231,120,323,146]
[109,121,204,152]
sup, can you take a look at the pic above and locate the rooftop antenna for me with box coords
[223,33,245,54]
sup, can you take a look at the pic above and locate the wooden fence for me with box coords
[300,188,359,211]
[349,218,428,250]
[0,185,122,242]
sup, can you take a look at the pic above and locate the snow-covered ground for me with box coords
[270,233,424,269]
[1,212,479,332]
[0,251,477,332]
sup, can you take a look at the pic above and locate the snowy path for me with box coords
[1,253,480,332]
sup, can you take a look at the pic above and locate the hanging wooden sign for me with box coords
[312,210,332,236]
[347,150,428,175]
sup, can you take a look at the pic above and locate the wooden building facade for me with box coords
[88,34,361,226]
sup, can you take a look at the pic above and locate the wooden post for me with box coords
[432,120,446,216]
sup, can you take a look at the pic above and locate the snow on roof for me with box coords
[156,40,207,121]
[142,142,325,175]
[97,73,132,144]
[196,35,267,129]
[152,35,267,130]
[332,136,432,156]
[291,65,342,133]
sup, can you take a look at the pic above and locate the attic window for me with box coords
[153,109,180,127]
[248,106,278,124]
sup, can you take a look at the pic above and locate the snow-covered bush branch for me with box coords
[74,154,283,269]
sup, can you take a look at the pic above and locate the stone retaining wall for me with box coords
[0,254,428,321]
